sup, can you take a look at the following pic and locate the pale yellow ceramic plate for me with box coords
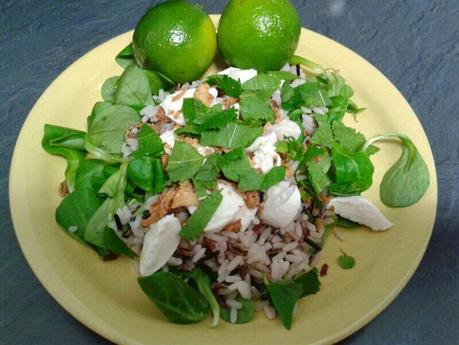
[10,16,437,345]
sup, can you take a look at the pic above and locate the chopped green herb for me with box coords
[200,123,262,149]
[337,249,356,269]
[239,90,274,122]
[206,74,241,98]
[166,142,204,182]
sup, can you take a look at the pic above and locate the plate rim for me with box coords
[9,17,438,345]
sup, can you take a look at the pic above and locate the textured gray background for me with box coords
[1,0,458,344]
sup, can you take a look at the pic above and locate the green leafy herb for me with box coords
[193,106,237,131]
[221,297,255,324]
[42,124,87,192]
[239,91,274,122]
[259,166,286,191]
[200,123,262,149]
[84,102,139,160]
[166,142,204,182]
[132,125,164,158]
[327,96,349,122]
[178,268,221,327]
[180,192,222,241]
[311,115,333,148]
[101,76,119,103]
[307,162,330,195]
[74,159,116,192]
[332,121,365,152]
[330,144,374,195]
[297,82,331,108]
[294,267,321,297]
[138,271,210,324]
[182,98,207,123]
[266,280,304,329]
[143,69,174,96]
[302,144,331,173]
[115,43,135,68]
[55,188,102,244]
[337,249,356,269]
[242,73,284,93]
[114,65,150,108]
[206,75,241,98]
[364,133,430,207]
[193,153,220,196]
[127,157,165,193]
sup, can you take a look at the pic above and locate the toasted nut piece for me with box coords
[170,181,198,209]
[194,83,214,106]
[222,219,242,233]
[241,191,260,209]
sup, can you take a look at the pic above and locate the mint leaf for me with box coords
[260,166,285,191]
[179,192,223,241]
[337,249,355,269]
[193,154,220,196]
[219,148,253,182]
[294,268,321,297]
[182,98,207,123]
[311,115,333,148]
[206,75,241,98]
[332,121,365,152]
[193,106,237,131]
[200,123,262,149]
[266,280,304,329]
[132,125,164,158]
[302,144,331,173]
[280,83,302,111]
[297,82,331,108]
[166,142,204,182]
[308,162,330,195]
[239,91,274,122]
[242,73,284,93]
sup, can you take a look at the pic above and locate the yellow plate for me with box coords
[9,16,437,345]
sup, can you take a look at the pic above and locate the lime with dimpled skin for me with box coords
[217,0,301,72]
[132,0,217,84]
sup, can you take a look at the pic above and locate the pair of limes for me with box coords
[132,0,301,83]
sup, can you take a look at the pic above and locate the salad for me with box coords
[43,57,429,329]
[42,1,429,330]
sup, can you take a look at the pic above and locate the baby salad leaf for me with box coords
[114,65,150,109]
[84,163,133,257]
[74,159,116,192]
[132,125,164,158]
[178,268,221,327]
[239,91,274,122]
[143,69,174,96]
[101,76,119,103]
[166,142,204,182]
[294,267,321,297]
[206,75,241,98]
[138,271,210,324]
[200,123,262,149]
[330,144,374,195]
[179,192,222,241]
[332,121,365,152]
[221,297,255,324]
[337,249,356,269]
[266,280,304,329]
[55,188,102,243]
[364,133,430,207]
[127,157,165,193]
[42,124,87,192]
[85,102,139,160]
[115,43,135,68]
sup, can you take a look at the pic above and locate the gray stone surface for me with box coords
[1,0,458,344]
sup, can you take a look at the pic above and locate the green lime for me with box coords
[133,0,217,84]
[217,0,301,71]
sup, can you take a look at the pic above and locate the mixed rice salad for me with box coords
[42,49,429,329]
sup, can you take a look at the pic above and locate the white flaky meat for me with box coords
[160,129,176,155]
[234,205,258,232]
[328,196,393,231]
[269,118,302,140]
[160,88,196,125]
[246,132,282,173]
[189,182,245,233]
[218,67,258,84]
[260,181,302,228]
[140,215,181,276]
